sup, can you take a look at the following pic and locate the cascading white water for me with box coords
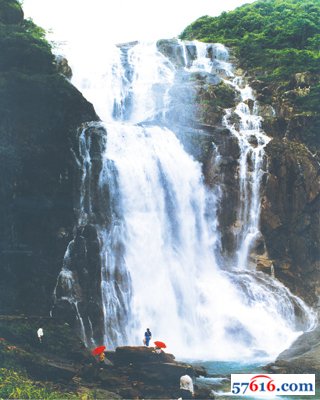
[52,125,101,348]
[187,42,271,270]
[53,242,93,347]
[61,40,316,360]
[223,81,271,270]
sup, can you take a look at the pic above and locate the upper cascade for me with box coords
[52,39,316,361]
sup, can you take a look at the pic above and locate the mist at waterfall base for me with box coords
[54,40,316,363]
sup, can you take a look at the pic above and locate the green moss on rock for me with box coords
[0,17,55,73]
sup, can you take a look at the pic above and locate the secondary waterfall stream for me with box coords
[54,40,316,361]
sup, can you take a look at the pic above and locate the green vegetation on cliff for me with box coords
[0,318,94,399]
[0,21,54,72]
[180,0,320,149]
[180,0,320,81]
[0,369,81,399]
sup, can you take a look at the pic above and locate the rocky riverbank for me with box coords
[0,316,213,399]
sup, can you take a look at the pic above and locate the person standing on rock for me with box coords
[37,328,44,343]
[144,328,152,346]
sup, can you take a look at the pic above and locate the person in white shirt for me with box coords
[179,374,194,399]
[37,328,44,343]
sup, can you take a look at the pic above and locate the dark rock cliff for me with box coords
[0,0,99,315]
[261,139,320,304]
[256,75,320,305]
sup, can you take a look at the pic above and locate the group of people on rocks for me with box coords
[92,327,194,399]
[36,325,194,398]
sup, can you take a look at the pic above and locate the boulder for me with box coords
[266,325,320,381]
[55,55,72,79]
[106,346,175,365]
[156,38,186,68]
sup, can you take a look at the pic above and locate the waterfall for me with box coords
[54,40,316,361]
[53,241,92,347]
[223,81,271,270]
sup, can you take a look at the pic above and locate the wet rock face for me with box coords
[261,139,320,304]
[234,69,320,302]
[157,39,186,68]
[0,0,99,315]
[202,127,240,256]
[52,124,108,345]
[156,39,198,68]
[52,224,105,344]
[0,82,98,315]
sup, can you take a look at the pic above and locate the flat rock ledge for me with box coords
[81,346,212,399]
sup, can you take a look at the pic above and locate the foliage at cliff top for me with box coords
[180,0,320,82]
[0,0,54,73]
[180,0,320,150]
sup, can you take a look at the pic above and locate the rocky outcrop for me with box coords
[259,146,318,301]
[0,0,99,316]
[0,317,213,399]
[157,39,188,68]
[261,132,320,304]
[202,126,240,256]
[0,0,23,24]
[55,55,72,79]
[234,67,320,305]
[83,346,210,399]
[51,223,105,345]
[266,325,320,381]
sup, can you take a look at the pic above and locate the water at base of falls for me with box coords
[54,40,316,361]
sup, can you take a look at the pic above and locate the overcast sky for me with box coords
[23,0,255,46]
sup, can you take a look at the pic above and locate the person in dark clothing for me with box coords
[144,328,152,346]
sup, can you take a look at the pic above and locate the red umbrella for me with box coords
[154,341,166,349]
[91,345,106,356]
